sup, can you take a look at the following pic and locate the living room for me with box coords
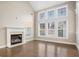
[0,1,79,57]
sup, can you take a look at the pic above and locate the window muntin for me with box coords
[38,4,68,38]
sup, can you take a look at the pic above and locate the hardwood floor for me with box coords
[0,40,79,57]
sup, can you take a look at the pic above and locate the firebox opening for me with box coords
[11,34,22,45]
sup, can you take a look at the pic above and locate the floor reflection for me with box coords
[0,40,78,57]
[35,41,79,57]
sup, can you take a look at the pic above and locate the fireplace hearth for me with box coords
[11,34,22,45]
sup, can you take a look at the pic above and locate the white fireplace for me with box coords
[6,27,26,48]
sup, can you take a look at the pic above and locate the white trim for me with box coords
[76,2,79,51]
[26,39,34,43]
[0,40,76,49]
[0,39,33,48]
[0,45,6,48]
[37,4,68,39]
[75,44,79,50]
[35,38,76,45]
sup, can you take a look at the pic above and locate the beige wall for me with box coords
[68,2,76,43]
[0,2,34,46]
[35,2,76,44]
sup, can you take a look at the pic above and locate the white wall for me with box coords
[0,2,34,46]
[76,2,79,50]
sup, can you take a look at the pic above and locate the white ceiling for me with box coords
[29,1,67,12]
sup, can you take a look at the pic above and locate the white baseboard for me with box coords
[0,38,33,48]
[0,45,6,48]
[75,44,79,50]
[35,38,76,45]
[0,38,76,49]
[26,38,34,43]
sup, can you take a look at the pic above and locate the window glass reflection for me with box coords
[58,7,66,16]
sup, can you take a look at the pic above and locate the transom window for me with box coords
[48,10,54,17]
[58,7,66,16]
[40,12,45,19]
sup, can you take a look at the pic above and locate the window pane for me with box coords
[40,12,45,19]
[48,10,54,17]
[48,22,55,29]
[58,30,63,37]
[40,23,45,29]
[58,7,66,16]
[58,21,66,37]
[48,30,55,35]
[40,30,45,35]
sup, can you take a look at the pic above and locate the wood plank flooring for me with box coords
[0,40,79,57]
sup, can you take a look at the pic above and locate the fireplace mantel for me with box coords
[6,27,26,48]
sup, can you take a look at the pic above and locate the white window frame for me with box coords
[37,4,68,39]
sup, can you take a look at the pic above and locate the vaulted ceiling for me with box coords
[29,1,68,12]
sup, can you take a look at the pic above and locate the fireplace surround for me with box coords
[6,27,25,48]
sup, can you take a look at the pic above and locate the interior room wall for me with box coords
[76,1,79,50]
[0,1,34,47]
[68,1,76,43]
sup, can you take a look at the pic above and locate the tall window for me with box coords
[40,23,46,36]
[48,22,55,35]
[38,4,68,39]
[58,21,66,37]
